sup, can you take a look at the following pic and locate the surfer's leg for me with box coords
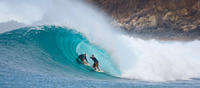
[81,58,84,62]
[93,63,96,70]
[83,59,87,64]
[96,63,100,71]
[83,61,87,64]
[81,58,87,64]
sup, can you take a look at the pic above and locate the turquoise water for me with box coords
[0,25,200,88]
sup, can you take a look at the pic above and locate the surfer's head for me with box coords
[92,54,94,57]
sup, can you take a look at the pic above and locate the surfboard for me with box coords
[83,63,90,66]
[94,69,104,72]
[97,70,104,72]
[76,58,89,66]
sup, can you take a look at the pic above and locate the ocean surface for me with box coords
[0,25,200,88]
[1,0,200,87]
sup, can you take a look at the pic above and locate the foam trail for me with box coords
[1,0,200,82]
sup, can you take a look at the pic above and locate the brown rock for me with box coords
[88,0,200,40]
[182,25,198,32]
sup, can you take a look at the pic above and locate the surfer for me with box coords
[90,54,100,71]
[78,54,88,64]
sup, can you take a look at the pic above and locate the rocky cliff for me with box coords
[88,0,200,40]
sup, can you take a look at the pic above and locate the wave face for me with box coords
[0,25,120,81]
[1,0,200,84]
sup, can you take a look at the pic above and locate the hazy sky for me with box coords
[0,0,53,24]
